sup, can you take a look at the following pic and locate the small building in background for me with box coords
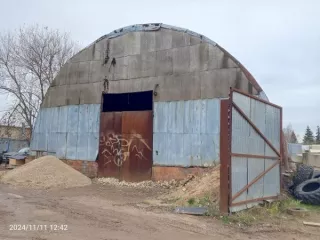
[301,144,320,168]
[0,125,31,153]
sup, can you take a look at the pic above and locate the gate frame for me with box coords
[220,88,283,213]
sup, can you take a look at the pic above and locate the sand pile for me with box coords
[163,165,220,205]
[1,156,91,189]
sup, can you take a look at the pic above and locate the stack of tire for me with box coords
[290,164,320,205]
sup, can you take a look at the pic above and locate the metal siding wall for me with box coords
[154,102,168,133]
[287,143,302,156]
[30,104,100,161]
[0,139,29,152]
[230,157,248,212]
[153,99,220,167]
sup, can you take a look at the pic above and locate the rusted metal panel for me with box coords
[97,112,122,178]
[98,111,153,181]
[122,111,152,139]
[120,111,153,181]
[220,99,229,214]
[120,135,152,182]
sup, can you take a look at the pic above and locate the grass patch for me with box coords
[187,198,196,205]
[185,194,220,216]
[225,197,320,226]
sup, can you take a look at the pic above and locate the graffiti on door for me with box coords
[99,133,152,167]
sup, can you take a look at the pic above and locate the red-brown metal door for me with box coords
[98,112,122,178]
[120,111,153,181]
[98,111,153,181]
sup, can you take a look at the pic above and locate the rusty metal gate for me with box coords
[97,91,153,182]
[220,88,282,213]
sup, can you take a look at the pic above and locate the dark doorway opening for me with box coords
[102,91,153,112]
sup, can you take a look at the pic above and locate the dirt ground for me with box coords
[0,182,319,240]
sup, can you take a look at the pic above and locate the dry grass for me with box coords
[223,196,320,226]
[161,165,220,208]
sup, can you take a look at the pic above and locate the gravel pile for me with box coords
[1,156,91,189]
[97,178,179,189]
[162,165,221,205]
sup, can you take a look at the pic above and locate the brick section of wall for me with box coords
[62,160,98,178]
[152,166,210,181]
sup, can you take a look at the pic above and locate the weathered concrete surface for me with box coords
[42,26,261,108]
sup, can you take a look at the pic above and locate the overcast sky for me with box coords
[0,0,319,138]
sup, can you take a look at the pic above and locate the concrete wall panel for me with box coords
[181,72,201,100]
[158,75,181,101]
[113,56,128,80]
[89,61,106,83]
[172,31,191,48]
[51,85,67,107]
[93,39,107,61]
[190,43,209,72]
[208,45,223,70]
[200,68,238,99]
[155,49,173,76]
[67,62,79,85]
[56,63,69,86]
[140,76,162,94]
[173,46,190,75]
[66,85,80,105]
[108,80,120,93]
[190,35,202,45]
[140,32,156,53]
[155,29,172,51]
[78,62,90,84]
[124,32,141,56]
[79,82,102,104]
[110,37,125,58]
[141,52,156,78]
[127,55,141,79]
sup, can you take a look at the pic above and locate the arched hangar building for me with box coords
[30,23,268,181]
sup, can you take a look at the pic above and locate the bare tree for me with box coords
[0,25,78,134]
[283,123,299,144]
